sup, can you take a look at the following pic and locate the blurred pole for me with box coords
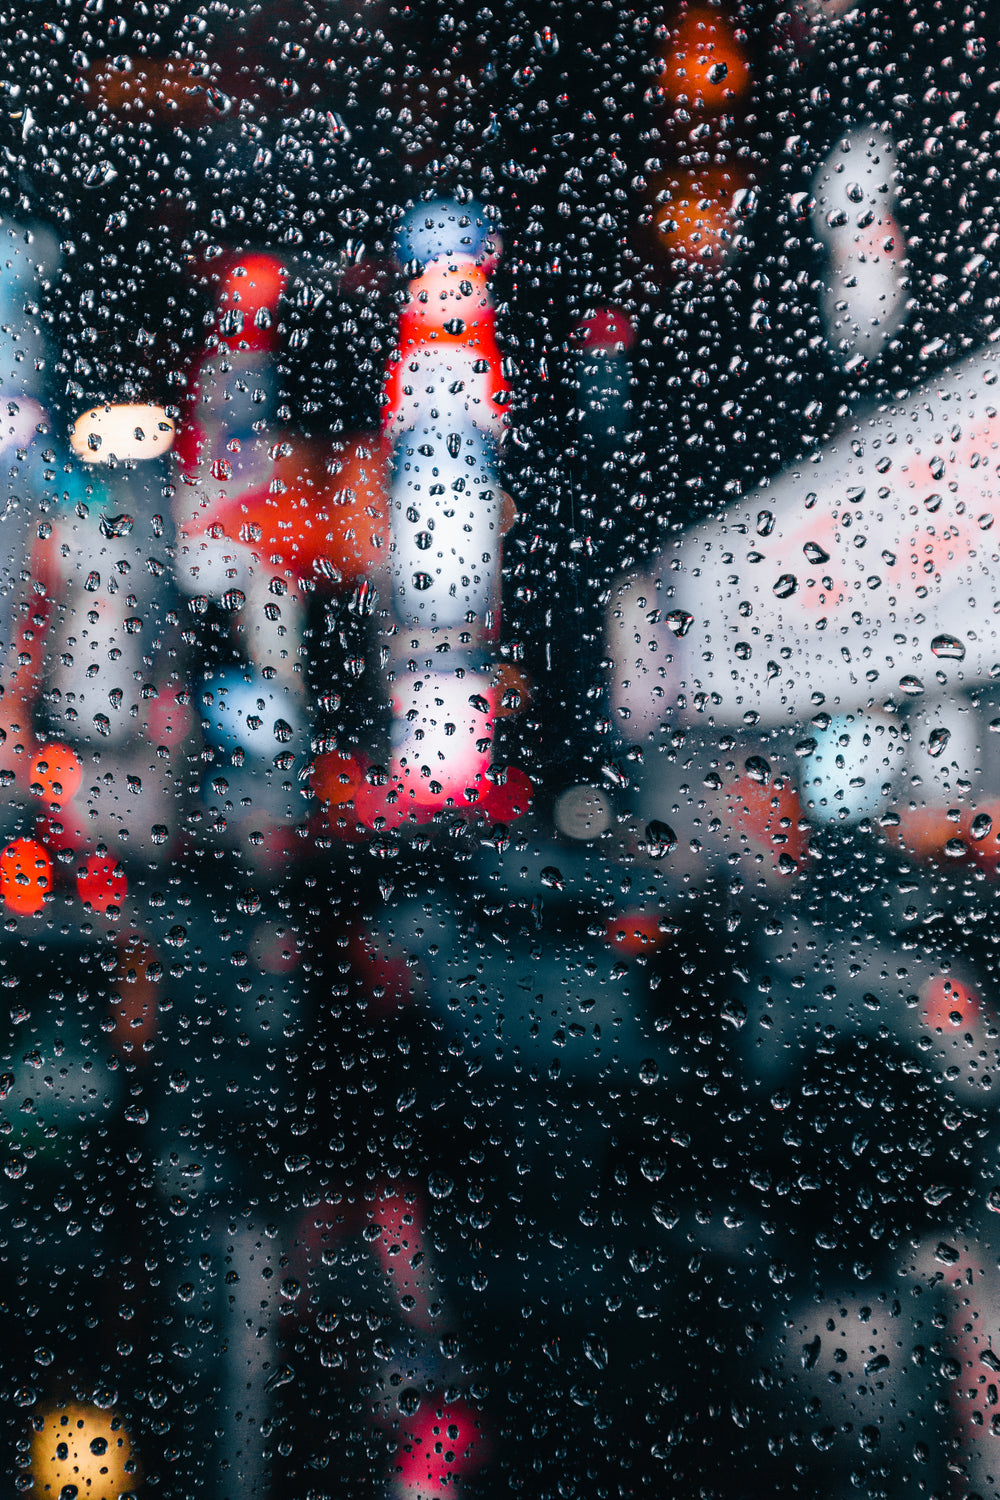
[378,199,508,820]
[217,1220,279,1500]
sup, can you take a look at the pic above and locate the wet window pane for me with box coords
[0,3,997,1496]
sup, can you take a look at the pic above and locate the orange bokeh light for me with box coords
[649,168,746,267]
[177,434,389,584]
[660,8,750,108]
[30,743,83,805]
[0,838,52,914]
[726,775,809,876]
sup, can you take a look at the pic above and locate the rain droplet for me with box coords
[583,1336,608,1370]
[931,634,965,661]
[428,1172,454,1200]
[99,513,133,539]
[802,541,830,565]
[773,574,797,599]
[927,727,951,758]
[644,821,677,858]
[264,1364,296,1394]
[665,610,693,637]
[970,813,993,842]
[744,754,771,785]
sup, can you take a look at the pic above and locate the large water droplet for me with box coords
[99,513,133,538]
[744,755,771,785]
[931,634,965,660]
[898,675,924,696]
[927,727,950,758]
[644,820,677,857]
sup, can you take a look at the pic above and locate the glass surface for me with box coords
[0,3,996,1496]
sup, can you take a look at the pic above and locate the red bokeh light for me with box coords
[77,854,128,915]
[0,838,52,914]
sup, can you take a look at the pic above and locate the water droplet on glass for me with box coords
[927,727,950,758]
[931,634,965,660]
[583,1336,608,1370]
[744,755,771,785]
[264,1364,296,1394]
[99,513,133,539]
[644,821,677,857]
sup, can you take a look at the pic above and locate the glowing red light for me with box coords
[0,838,52,914]
[77,854,128,914]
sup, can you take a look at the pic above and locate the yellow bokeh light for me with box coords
[30,1404,135,1500]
